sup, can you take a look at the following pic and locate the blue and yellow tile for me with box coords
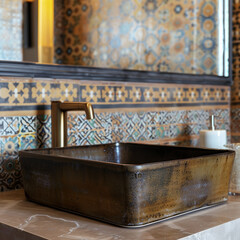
[0,117,19,136]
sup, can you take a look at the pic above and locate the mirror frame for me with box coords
[0,59,232,86]
[0,1,232,86]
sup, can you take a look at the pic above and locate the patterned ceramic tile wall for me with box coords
[54,0,222,75]
[67,109,230,146]
[0,0,22,61]
[0,78,230,111]
[0,0,232,193]
[231,0,240,143]
[0,76,231,191]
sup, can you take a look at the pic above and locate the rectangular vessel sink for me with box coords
[19,143,235,228]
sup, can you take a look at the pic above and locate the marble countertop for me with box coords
[0,190,240,240]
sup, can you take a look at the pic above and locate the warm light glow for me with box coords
[38,0,54,63]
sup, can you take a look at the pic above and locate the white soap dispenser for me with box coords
[199,115,227,149]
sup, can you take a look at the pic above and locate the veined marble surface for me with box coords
[0,190,240,240]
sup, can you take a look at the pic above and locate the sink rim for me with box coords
[19,142,235,168]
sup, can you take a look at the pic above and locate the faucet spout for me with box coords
[51,101,95,148]
[58,102,94,119]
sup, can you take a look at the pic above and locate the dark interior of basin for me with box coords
[30,143,230,165]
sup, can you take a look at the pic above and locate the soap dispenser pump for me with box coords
[199,115,227,149]
[209,115,215,131]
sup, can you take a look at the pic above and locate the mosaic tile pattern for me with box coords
[68,109,230,146]
[0,114,52,191]
[54,0,223,75]
[0,79,230,114]
[0,0,233,192]
[0,117,19,136]
[0,135,22,192]
[0,107,230,192]
[231,107,240,140]
[231,1,240,142]
[0,76,231,191]
[0,0,22,61]
[37,115,51,149]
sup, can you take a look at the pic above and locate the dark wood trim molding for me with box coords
[0,60,232,86]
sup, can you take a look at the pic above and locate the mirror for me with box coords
[0,0,231,78]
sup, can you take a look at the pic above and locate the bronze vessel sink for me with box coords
[19,143,235,227]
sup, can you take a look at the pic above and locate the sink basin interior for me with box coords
[31,143,229,165]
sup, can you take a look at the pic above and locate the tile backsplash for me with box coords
[231,1,240,143]
[0,76,230,191]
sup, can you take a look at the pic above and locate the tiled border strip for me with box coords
[0,79,230,111]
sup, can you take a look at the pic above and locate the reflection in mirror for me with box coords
[0,0,230,77]
[0,0,23,61]
[0,0,53,64]
[55,0,230,77]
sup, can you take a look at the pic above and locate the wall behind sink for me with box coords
[231,2,240,143]
[0,77,230,191]
[0,0,233,191]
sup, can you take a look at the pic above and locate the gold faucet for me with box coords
[51,101,95,148]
